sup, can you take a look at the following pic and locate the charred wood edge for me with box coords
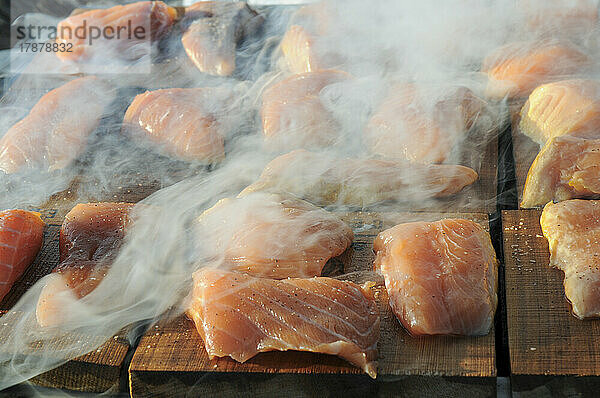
[492,115,517,380]
[129,372,496,398]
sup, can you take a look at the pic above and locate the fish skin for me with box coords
[181,2,262,76]
[521,135,600,208]
[187,268,379,378]
[0,210,44,302]
[482,40,590,100]
[122,87,229,163]
[36,203,134,327]
[0,76,115,174]
[196,192,353,279]
[519,79,600,145]
[240,149,478,207]
[373,219,498,336]
[541,200,600,319]
[55,1,177,61]
[261,70,352,151]
[365,84,481,164]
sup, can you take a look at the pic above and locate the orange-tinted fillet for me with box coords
[521,135,600,208]
[519,79,600,145]
[240,149,478,206]
[0,76,114,174]
[365,84,481,163]
[56,1,176,61]
[261,70,351,151]
[36,203,134,327]
[187,269,379,378]
[541,200,600,319]
[0,210,44,302]
[196,192,353,279]
[373,219,498,336]
[123,88,228,163]
[482,40,589,99]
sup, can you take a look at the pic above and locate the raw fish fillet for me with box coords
[123,87,231,163]
[0,76,114,174]
[373,219,498,335]
[519,79,600,145]
[56,1,177,61]
[280,3,335,73]
[365,84,482,163]
[0,210,44,302]
[36,203,134,327]
[196,192,353,279]
[541,200,600,319]
[261,70,351,151]
[181,2,262,76]
[187,268,379,378]
[482,40,589,99]
[519,0,598,37]
[521,135,600,208]
[240,149,478,207]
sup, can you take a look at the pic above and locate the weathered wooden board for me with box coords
[502,210,600,395]
[508,100,540,208]
[129,212,496,398]
[0,183,162,393]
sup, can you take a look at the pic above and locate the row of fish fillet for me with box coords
[0,194,499,378]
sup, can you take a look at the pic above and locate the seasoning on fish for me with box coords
[123,87,232,163]
[240,149,478,206]
[541,200,600,319]
[519,79,600,145]
[196,192,353,279]
[365,84,482,163]
[0,76,114,174]
[56,1,177,61]
[181,1,263,76]
[36,203,134,327]
[373,219,498,336]
[187,268,379,378]
[482,40,589,99]
[521,135,600,208]
[0,210,44,302]
[261,70,351,151]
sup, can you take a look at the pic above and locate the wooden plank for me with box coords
[502,210,600,394]
[129,212,496,398]
[0,184,161,393]
[509,100,540,207]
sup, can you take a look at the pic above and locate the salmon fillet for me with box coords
[196,192,353,279]
[365,84,482,163]
[181,2,262,76]
[541,200,600,319]
[519,0,598,37]
[482,40,589,99]
[56,1,177,61]
[187,268,379,378]
[240,149,478,207]
[521,135,600,208]
[36,203,134,327]
[0,76,114,174]
[373,219,498,335]
[519,79,600,145]
[0,210,44,302]
[122,87,230,163]
[261,70,352,151]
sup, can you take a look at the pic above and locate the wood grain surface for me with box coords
[129,212,497,397]
[502,210,600,393]
[0,183,162,393]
